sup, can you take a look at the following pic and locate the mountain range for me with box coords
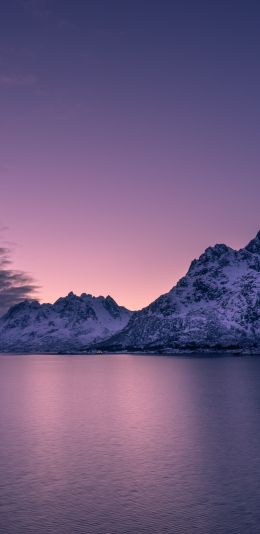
[0,293,131,353]
[0,231,259,354]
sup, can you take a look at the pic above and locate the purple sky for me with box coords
[0,0,259,309]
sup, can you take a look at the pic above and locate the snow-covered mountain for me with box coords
[0,292,132,352]
[0,231,259,354]
[99,231,260,353]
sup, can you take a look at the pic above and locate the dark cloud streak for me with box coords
[0,246,38,316]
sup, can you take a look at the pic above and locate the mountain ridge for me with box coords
[0,292,132,352]
[96,231,260,354]
[0,231,259,354]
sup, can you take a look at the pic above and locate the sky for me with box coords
[0,0,259,311]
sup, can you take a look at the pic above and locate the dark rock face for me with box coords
[99,232,260,353]
[245,231,260,255]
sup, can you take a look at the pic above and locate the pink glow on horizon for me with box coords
[0,1,259,309]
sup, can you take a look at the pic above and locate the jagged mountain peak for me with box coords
[204,243,231,256]
[187,243,233,275]
[0,230,259,354]
[67,291,77,298]
[54,291,90,304]
[4,299,41,317]
[105,295,116,304]
[99,231,260,353]
[0,291,132,352]
[244,230,260,254]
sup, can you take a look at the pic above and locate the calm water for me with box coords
[1,355,260,533]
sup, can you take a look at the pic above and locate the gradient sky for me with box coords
[0,0,259,310]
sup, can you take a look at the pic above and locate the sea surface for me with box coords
[1,354,260,534]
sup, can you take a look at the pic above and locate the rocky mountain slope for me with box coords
[0,292,131,352]
[99,231,260,353]
[0,231,259,354]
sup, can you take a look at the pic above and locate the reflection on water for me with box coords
[1,354,260,533]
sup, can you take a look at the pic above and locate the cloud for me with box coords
[0,73,37,86]
[0,246,38,316]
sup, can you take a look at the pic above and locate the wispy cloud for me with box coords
[0,245,38,316]
[0,73,37,87]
